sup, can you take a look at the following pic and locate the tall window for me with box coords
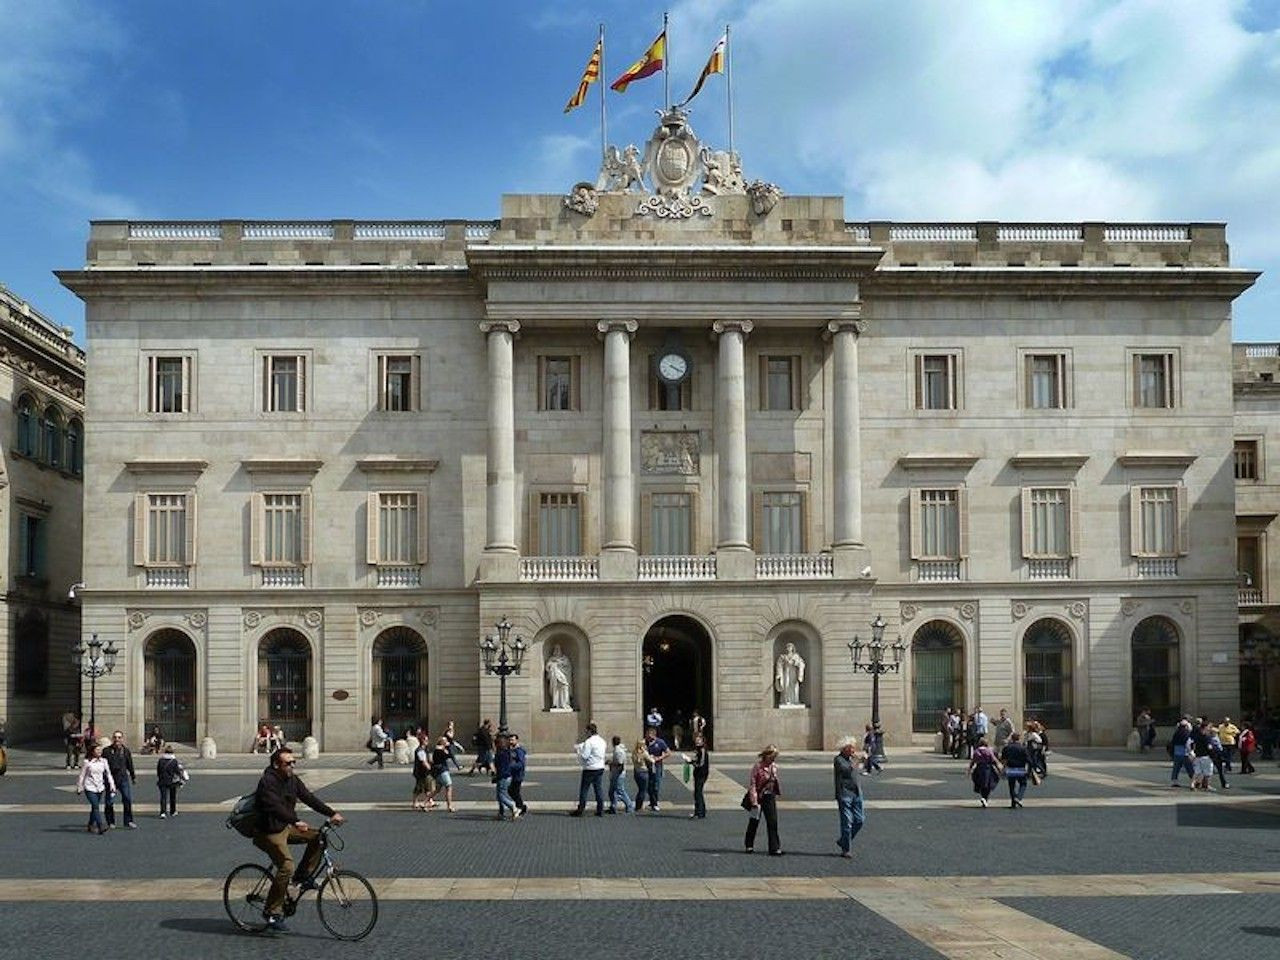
[1133,486,1184,556]
[147,494,189,565]
[13,608,49,696]
[15,514,44,578]
[1023,487,1072,557]
[915,489,960,558]
[378,355,419,412]
[1025,354,1065,409]
[16,395,37,457]
[915,354,957,410]
[42,406,63,468]
[1235,440,1260,480]
[1023,619,1073,729]
[1134,353,1175,408]
[1131,616,1181,724]
[377,492,420,564]
[760,492,804,554]
[66,419,83,476]
[538,356,579,411]
[262,494,303,565]
[264,355,305,412]
[649,493,692,555]
[761,356,800,411]
[148,356,191,413]
[537,493,581,555]
[1238,536,1261,589]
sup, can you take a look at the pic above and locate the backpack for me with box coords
[226,792,259,837]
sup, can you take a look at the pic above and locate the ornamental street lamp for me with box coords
[848,615,906,752]
[480,616,526,735]
[72,633,119,742]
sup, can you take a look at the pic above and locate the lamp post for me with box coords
[72,633,119,742]
[848,615,906,755]
[480,616,526,735]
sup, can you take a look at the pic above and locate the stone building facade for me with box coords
[58,188,1257,752]
[0,286,85,743]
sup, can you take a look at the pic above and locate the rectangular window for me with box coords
[760,356,800,411]
[147,494,188,565]
[917,489,959,559]
[148,356,191,413]
[1133,486,1185,556]
[650,493,692,555]
[537,493,582,555]
[264,355,305,412]
[16,514,44,578]
[1238,536,1261,587]
[262,493,303,565]
[1134,353,1175,408]
[378,355,419,412]
[915,354,957,410]
[761,491,804,554]
[377,492,420,564]
[1025,354,1065,409]
[538,356,580,412]
[1235,440,1260,481]
[1023,487,1072,558]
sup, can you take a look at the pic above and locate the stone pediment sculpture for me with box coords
[563,107,782,219]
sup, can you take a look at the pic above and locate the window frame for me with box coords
[257,351,311,414]
[536,354,582,413]
[909,486,969,561]
[1128,349,1179,410]
[132,491,197,569]
[911,351,961,412]
[1234,438,1262,482]
[249,489,313,568]
[1020,350,1072,411]
[641,486,699,556]
[753,489,808,554]
[1020,486,1079,559]
[1129,484,1188,558]
[143,353,196,415]
[15,512,46,579]
[373,351,422,413]
[526,486,595,556]
[366,490,428,566]
[757,354,802,412]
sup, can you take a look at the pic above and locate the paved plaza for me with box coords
[1,744,1277,959]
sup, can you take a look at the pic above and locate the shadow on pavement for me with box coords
[1174,803,1280,829]
[159,917,328,941]
[1240,926,1280,938]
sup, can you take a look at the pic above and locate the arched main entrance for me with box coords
[911,620,965,732]
[258,628,312,741]
[144,630,197,743]
[372,627,428,736]
[642,615,713,747]
[1131,616,1181,724]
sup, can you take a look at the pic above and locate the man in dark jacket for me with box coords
[252,747,345,932]
[103,730,137,828]
[834,737,864,859]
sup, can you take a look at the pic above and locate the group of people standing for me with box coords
[73,730,187,832]
[568,723,709,817]
[1165,715,1242,789]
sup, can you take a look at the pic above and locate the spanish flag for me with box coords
[679,33,726,106]
[564,38,603,113]
[610,31,665,93]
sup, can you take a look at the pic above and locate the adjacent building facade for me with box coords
[58,154,1259,751]
[0,286,85,743]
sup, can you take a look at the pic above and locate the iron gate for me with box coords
[259,630,311,741]
[911,621,964,732]
[372,628,428,736]
[145,632,196,743]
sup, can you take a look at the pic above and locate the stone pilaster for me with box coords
[479,320,519,581]
[598,319,639,581]
[713,320,754,576]
[828,315,872,580]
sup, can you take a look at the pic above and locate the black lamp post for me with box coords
[480,616,526,735]
[72,633,119,740]
[848,615,906,753]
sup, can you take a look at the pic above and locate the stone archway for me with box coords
[258,628,313,741]
[144,629,197,743]
[911,620,965,733]
[372,626,428,737]
[641,615,713,748]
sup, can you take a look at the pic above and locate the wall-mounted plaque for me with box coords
[331,689,350,701]
[641,431,700,476]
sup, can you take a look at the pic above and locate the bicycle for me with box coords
[223,820,378,940]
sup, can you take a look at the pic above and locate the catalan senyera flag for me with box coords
[610,31,665,93]
[564,38,603,113]
[679,33,726,106]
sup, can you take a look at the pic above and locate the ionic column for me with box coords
[480,320,519,554]
[598,319,638,552]
[713,320,753,551]
[829,316,866,547]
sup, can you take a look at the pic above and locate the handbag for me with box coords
[1029,769,1042,786]
[739,790,753,811]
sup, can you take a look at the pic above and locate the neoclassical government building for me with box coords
[58,124,1258,751]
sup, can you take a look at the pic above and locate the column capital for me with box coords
[596,318,639,339]
[712,319,755,337]
[824,317,866,339]
[479,319,521,337]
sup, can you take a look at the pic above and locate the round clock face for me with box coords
[658,352,689,383]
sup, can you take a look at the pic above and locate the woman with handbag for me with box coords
[631,738,653,810]
[366,716,391,769]
[156,743,184,818]
[968,738,1000,808]
[744,745,783,855]
[76,741,116,834]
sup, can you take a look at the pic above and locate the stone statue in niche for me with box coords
[545,644,574,712]
[775,642,806,708]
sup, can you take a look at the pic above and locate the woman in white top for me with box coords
[76,741,116,834]
[367,717,391,769]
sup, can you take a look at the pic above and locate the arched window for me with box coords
[66,418,84,476]
[911,620,964,732]
[1023,619,1073,728]
[15,395,37,457]
[144,630,197,743]
[258,629,312,741]
[372,627,428,736]
[13,608,49,696]
[42,405,64,468]
[1132,616,1181,724]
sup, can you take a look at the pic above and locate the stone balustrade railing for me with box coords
[1243,344,1280,358]
[146,567,190,588]
[378,565,422,587]
[1136,557,1179,579]
[518,557,600,583]
[1027,558,1071,580]
[756,554,834,580]
[918,560,962,582]
[638,556,717,581]
[262,567,306,587]
[353,222,447,240]
[128,222,222,240]
[1239,587,1264,606]
[244,222,336,240]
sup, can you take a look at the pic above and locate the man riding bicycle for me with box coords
[253,746,345,932]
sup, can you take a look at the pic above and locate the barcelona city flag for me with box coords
[564,38,603,113]
[679,33,726,106]
[610,31,665,93]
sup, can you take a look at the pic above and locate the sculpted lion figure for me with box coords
[596,144,646,193]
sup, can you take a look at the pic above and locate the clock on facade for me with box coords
[656,351,690,385]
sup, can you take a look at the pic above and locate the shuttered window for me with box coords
[378,354,420,412]
[149,356,191,413]
[1025,354,1065,409]
[538,493,582,555]
[761,492,804,554]
[650,493,693,555]
[1021,487,1077,558]
[264,355,306,412]
[1134,353,1174,408]
[911,488,967,560]
[1131,485,1187,557]
[915,354,957,410]
[132,492,197,568]
[374,492,422,564]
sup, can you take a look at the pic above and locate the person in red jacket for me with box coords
[1239,723,1257,774]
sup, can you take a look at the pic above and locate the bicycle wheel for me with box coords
[223,863,272,932]
[316,869,378,941]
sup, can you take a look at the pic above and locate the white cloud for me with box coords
[521,132,598,193]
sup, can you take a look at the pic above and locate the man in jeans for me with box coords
[834,736,864,859]
[493,733,519,820]
[252,747,345,934]
[570,723,607,817]
[103,730,138,829]
[644,726,671,812]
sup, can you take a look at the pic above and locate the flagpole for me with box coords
[599,23,607,160]
[663,11,671,112]
[726,23,734,155]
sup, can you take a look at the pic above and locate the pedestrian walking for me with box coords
[444,720,463,770]
[691,709,707,744]
[366,717,391,769]
[939,708,953,756]
[411,738,433,810]
[1240,723,1257,774]
[968,738,1000,808]
[570,723,607,817]
[1218,717,1239,772]
[608,736,634,814]
[744,745,783,855]
[632,738,652,808]
[1168,718,1195,786]
[469,719,495,776]
[948,709,963,759]
[645,705,664,732]
[1208,726,1230,790]
[1025,722,1048,780]
[1135,708,1157,751]
[102,730,138,829]
[992,709,1015,751]
[493,733,519,820]
[833,737,864,859]
[1000,732,1030,809]
[861,724,883,774]
[644,726,671,812]
[683,734,710,818]
[507,732,528,815]
[76,741,115,834]
[156,744,183,818]
[1191,720,1215,790]
[63,712,82,769]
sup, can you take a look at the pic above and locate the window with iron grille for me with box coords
[1022,618,1073,728]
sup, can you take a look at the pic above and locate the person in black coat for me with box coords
[103,731,137,828]
[999,733,1031,809]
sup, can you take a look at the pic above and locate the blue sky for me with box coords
[2,0,1278,341]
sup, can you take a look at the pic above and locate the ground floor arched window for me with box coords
[145,629,197,743]
[258,629,312,741]
[372,627,428,736]
[1131,616,1181,724]
[1023,618,1073,729]
[911,620,964,733]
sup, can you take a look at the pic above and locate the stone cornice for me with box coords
[1009,453,1090,470]
[897,454,980,471]
[1117,451,1198,468]
[864,266,1259,300]
[55,266,476,300]
[355,457,440,474]
[242,458,324,475]
[124,458,210,475]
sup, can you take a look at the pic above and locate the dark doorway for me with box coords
[372,627,428,737]
[145,630,197,743]
[258,629,312,742]
[641,616,713,748]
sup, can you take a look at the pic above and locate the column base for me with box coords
[831,544,873,580]
[478,550,520,583]
[598,548,638,581]
[715,547,756,581]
